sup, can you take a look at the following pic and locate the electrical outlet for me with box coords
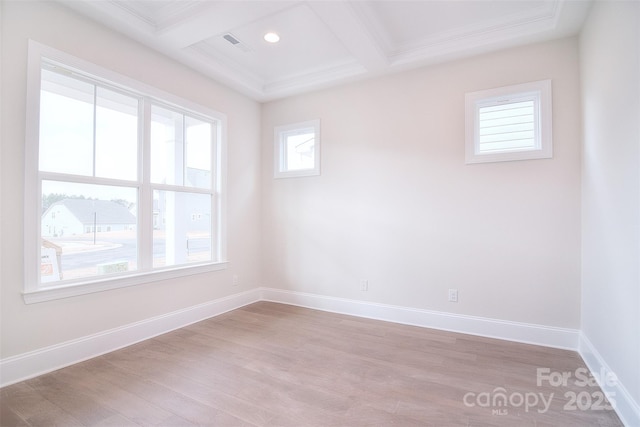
[232,274,239,286]
[360,279,369,291]
[448,289,458,302]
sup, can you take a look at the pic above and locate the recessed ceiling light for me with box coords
[264,32,280,43]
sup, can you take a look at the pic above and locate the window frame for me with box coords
[465,79,552,164]
[24,40,228,304]
[274,119,321,178]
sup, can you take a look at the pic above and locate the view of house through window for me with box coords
[41,181,138,283]
[33,51,223,291]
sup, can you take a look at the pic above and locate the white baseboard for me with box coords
[8,285,635,427]
[0,289,261,387]
[2,287,578,389]
[262,288,640,425]
[579,333,640,427]
[258,287,580,350]
[0,287,640,426]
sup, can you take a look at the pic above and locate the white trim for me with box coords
[2,286,577,388]
[27,40,227,120]
[9,284,638,427]
[579,333,640,427]
[24,40,43,293]
[23,262,228,304]
[0,289,260,387]
[260,288,638,425]
[258,287,579,350]
[6,285,637,427]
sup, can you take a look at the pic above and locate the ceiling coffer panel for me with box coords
[57,0,592,101]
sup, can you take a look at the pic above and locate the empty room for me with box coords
[0,0,638,426]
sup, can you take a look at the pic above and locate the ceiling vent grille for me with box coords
[222,33,252,53]
[223,33,240,45]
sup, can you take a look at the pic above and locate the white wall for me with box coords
[4,4,637,422]
[0,1,262,358]
[580,0,640,423]
[261,38,583,328]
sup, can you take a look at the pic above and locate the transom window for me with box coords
[25,41,227,303]
[465,80,552,164]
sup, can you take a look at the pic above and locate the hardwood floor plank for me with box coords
[49,362,184,426]
[25,374,129,426]
[80,359,251,426]
[0,398,29,426]
[0,302,623,426]
[0,382,84,426]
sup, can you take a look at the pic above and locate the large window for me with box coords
[465,80,552,164]
[25,41,227,303]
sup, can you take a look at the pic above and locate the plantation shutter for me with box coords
[476,93,540,154]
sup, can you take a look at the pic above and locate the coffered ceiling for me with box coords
[58,0,592,101]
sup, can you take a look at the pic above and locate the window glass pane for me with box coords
[95,87,138,180]
[39,69,94,176]
[284,130,315,171]
[151,105,184,186]
[153,191,212,268]
[185,116,212,189]
[28,48,225,300]
[41,180,138,285]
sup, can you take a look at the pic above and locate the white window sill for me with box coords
[274,169,321,179]
[23,261,228,304]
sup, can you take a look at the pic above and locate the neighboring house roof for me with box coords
[48,199,136,225]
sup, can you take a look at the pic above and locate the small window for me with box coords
[465,80,552,164]
[274,120,320,178]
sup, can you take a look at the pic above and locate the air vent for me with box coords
[221,33,252,53]
[223,33,240,45]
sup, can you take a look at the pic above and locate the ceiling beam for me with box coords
[306,1,389,73]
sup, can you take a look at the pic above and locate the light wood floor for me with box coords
[1,302,623,426]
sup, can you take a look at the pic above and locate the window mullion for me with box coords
[39,172,138,188]
[92,85,97,177]
[139,99,153,272]
[182,114,187,186]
